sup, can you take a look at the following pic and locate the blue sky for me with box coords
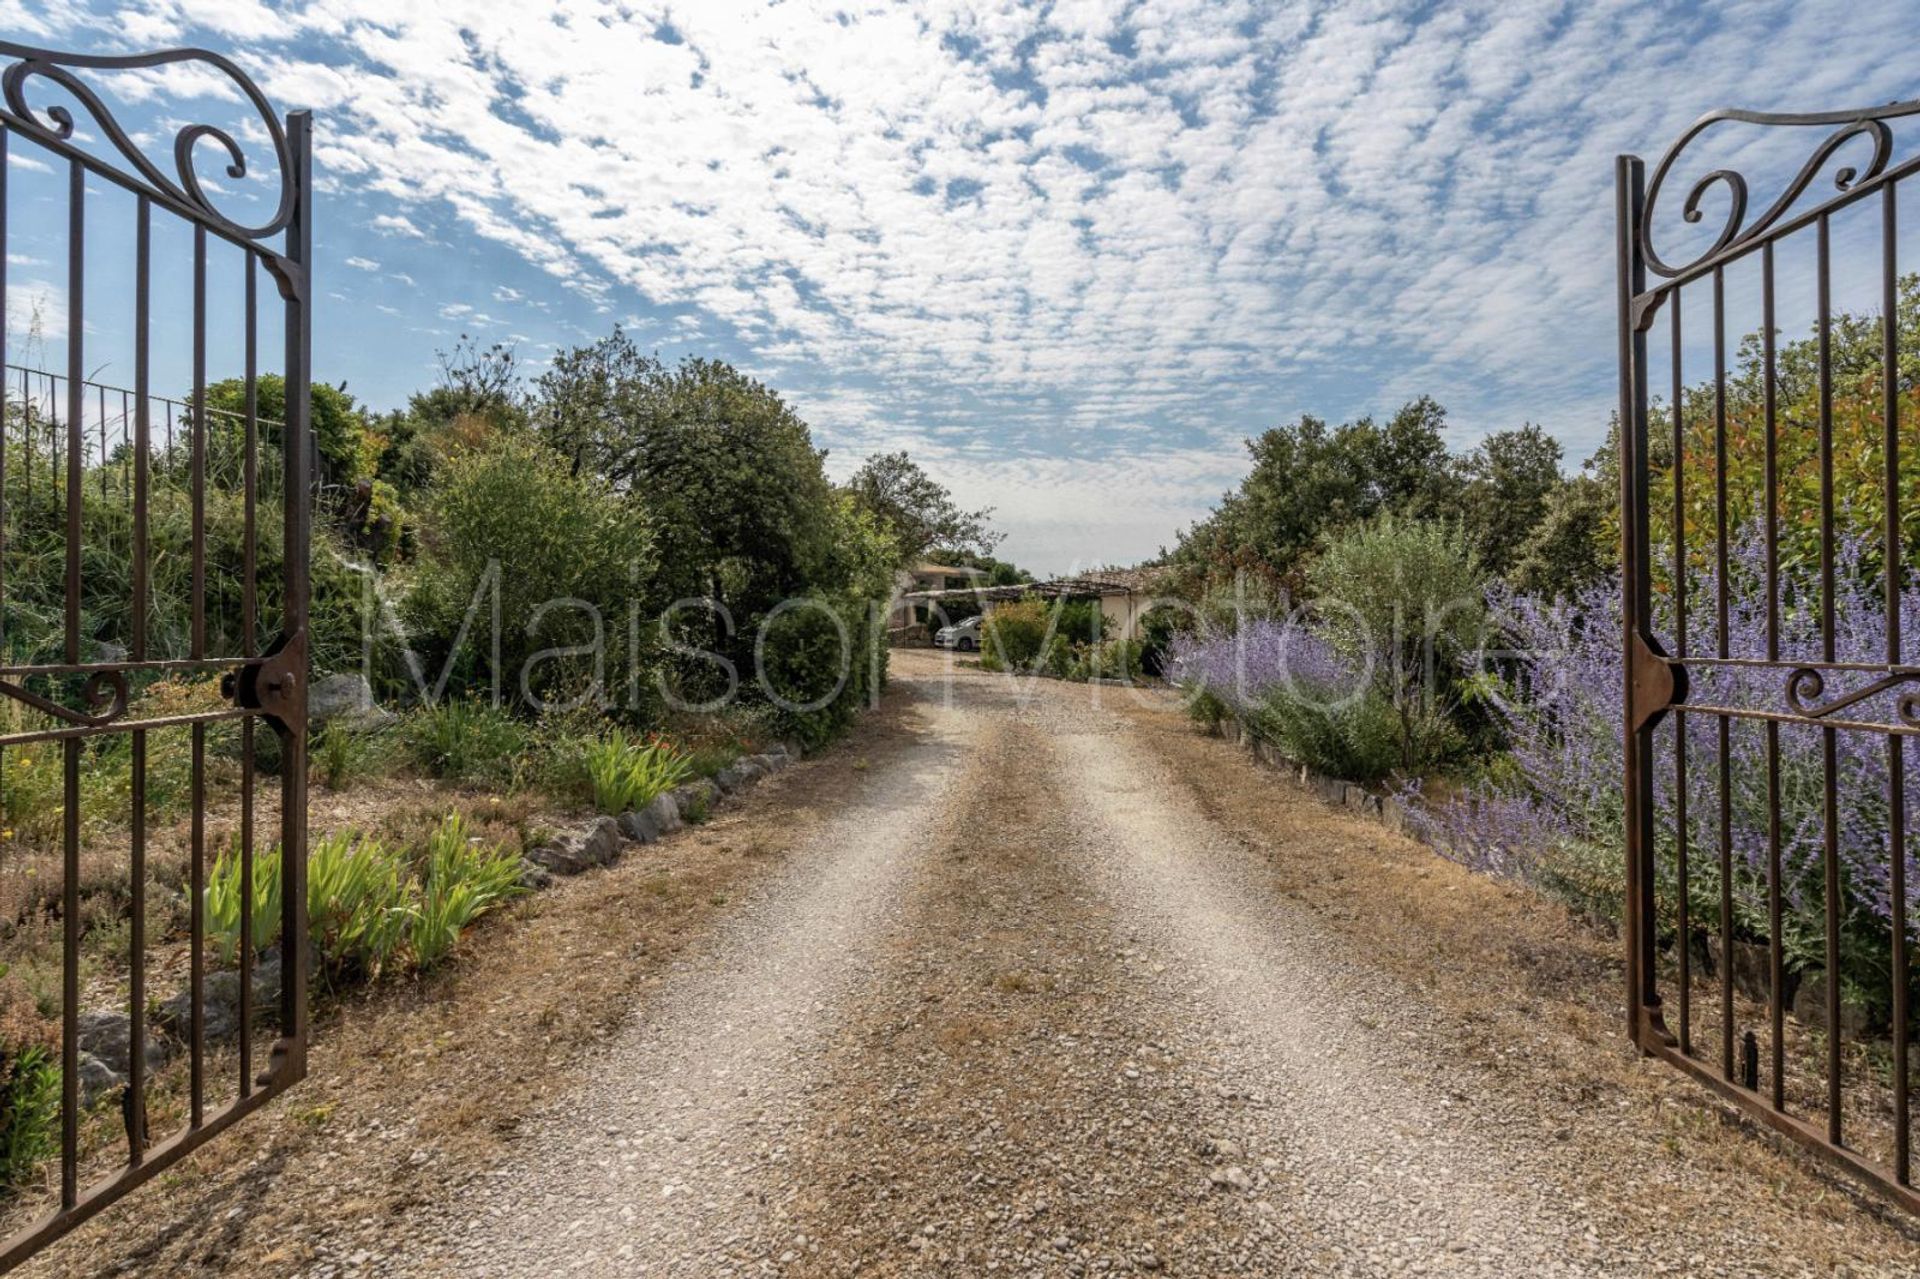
[4,0,1920,574]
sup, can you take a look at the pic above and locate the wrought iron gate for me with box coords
[0,42,310,1265]
[1620,101,1918,1213]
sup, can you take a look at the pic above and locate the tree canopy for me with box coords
[846,450,1000,565]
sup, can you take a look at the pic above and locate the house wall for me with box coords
[1098,592,1149,641]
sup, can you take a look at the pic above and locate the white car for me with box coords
[933,615,983,651]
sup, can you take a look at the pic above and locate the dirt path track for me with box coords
[22,651,1920,1276]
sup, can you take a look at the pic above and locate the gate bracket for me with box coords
[1629,631,1684,733]
[222,631,307,730]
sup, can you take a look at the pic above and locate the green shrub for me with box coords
[1248,682,1410,783]
[1041,634,1074,678]
[1051,598,1105,646]
[1185,686,1228,730]
[981,600,1049,669]
[404,436,655,708]
[0,1043,57,1190]
[0,408,370,681]
[306,832,414,983]
[410,814,524,968]
[522,701,614,799]
[312,720,392,791]
[205,838,285,966]
[980,597,1112,675]
[757,591,885,751]
[401,698,528,786]
[1069,636,1145,682]
[583,736,692,814]
[1306,515,1487,773]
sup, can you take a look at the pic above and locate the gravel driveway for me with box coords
[390,652,1919,1276]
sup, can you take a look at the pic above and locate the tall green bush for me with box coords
[980,600,1049,670]
[405,436,656,709]
[1306,514,1487,772]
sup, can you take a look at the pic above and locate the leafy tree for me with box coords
[405,336,525,435]
[532,332,840,615]
[938,549,1031,586]
[1510,472,1615,602]
[1307,514,1488,771]
[1619,274,1920,595]
[846,451,999,564]
[200,374,369,485]
[1174,396,1455,585]
[1448,424,1564,576]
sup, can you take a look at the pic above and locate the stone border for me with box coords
[521,742,800,884]
[1214,716,1413,836]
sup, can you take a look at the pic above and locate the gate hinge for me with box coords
[220,631,307,729]
[1628,631,1686,733]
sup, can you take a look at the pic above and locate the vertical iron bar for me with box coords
[1671,289,1691,1055]
[1818,213,1843,1145]
[1619,156,1660,1048]
[1,131,7,924]
[1714,264,1734,1083]
[128,195,149,1163]
[59,157,82,1210]
[0,127,7,654]
[279,111,313,1082]
[1763,241,1786,1112]
[188,225,206,1127]
[95,383,103,499]
[239,255,257,1096]
[1887,182,1911,1185]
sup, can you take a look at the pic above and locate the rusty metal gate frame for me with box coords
[0,42,310,1266]
[1619,100,1917,1214]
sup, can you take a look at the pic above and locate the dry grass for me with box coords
[9,690,917,1277]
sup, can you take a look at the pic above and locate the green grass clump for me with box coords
[583,736,692,814]
[208,815,523,984]
[409,814,524,968]
[400,699,527,786]
[205,837,285,967]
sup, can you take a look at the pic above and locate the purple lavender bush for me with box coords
[1165,616,1408,782]
[1408,526,1917,1010]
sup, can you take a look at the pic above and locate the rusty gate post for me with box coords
[277,109,313,1082]
[1615,153,1662,1053]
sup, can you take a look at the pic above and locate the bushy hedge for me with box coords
[404,436,656,709]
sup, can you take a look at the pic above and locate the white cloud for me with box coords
[344,255,380,271]
[82,0,1920,563]
[370,213,426,239]
[6,280,67,346]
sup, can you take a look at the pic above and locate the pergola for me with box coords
[899,575,1141,608]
